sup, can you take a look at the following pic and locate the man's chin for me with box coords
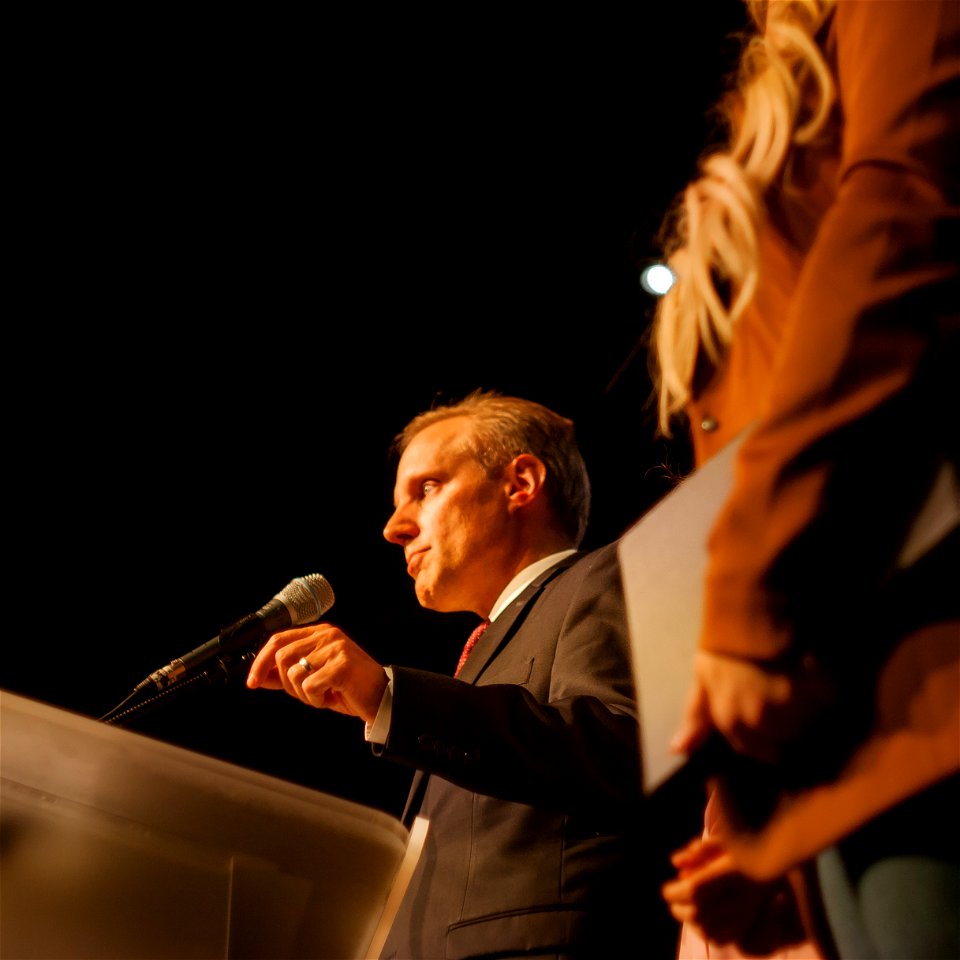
[414,582,460,614]
[414,582,436,610]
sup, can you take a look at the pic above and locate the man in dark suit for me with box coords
[247,390,682,958]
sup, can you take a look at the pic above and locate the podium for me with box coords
[0,690,426,960]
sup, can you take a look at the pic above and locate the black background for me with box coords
[6,4,748,819]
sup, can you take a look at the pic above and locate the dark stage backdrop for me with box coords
[7,3,746,819]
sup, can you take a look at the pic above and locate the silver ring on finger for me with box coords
[298,656,313,675]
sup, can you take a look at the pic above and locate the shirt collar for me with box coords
[488,549,578,622]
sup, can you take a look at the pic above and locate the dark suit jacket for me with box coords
[375,543,686,959]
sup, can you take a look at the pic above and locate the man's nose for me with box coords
[383,506,415,545]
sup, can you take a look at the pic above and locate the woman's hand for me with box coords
[671,650,835,763]
[663,834,808,954]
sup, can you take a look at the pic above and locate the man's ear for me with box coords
[503,454,547,509]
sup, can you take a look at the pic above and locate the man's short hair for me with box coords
[393,389,591,546]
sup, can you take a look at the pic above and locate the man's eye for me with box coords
[421,481,438,496]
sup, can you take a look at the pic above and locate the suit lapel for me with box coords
[401,552,581,824]
[457,553,580,684]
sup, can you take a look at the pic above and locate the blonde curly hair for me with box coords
[649,0,837,435]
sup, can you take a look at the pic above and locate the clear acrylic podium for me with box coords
[0,690,426,960]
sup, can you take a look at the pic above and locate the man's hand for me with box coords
[246,623,389,724]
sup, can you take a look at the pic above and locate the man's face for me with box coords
[383,416,514,615]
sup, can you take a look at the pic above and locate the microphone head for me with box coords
[279,573,335,625]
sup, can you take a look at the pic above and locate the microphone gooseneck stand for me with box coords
[97,573,336,726]
[99,653,255,726]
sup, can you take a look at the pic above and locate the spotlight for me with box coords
[639,262,675,296]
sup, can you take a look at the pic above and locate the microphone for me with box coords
[136,573,335,692]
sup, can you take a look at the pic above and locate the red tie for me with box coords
[454,618,490,677]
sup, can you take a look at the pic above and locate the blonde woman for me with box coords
[650,1,959,957]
